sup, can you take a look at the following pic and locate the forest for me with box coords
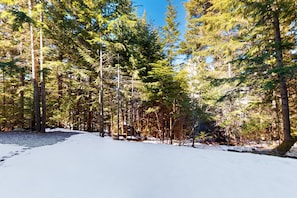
[0,0,296,155]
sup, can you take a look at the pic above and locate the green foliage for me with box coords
[162,0,180,64]
[9,9,33,31]
[241,115,271,139]
[145,60,178,105]
[195,131,212,142]
[183,0,297,145]
[0,0,191,135]
[1,0,295,147]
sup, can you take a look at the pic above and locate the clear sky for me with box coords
[132,0,187,37]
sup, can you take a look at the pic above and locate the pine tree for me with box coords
[239,0,297,154]
[41,0,135,133]
[1,0,34,130]
[163,0,180,65]
[183,0,297,152]
[183,0,244,142]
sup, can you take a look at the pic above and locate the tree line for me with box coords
[1,0,296,154]
[0,0,189,142]
[182,0,297,154]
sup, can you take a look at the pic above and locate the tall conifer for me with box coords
[184,0,297,153]
[163,0,180,65]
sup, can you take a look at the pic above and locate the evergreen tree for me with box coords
[163,0,180,65]
[183,0,297,153]
[1,0,139,132]
[28,0,42,132]
[183,0,245,142]
[0,0,33,130]
[239,0,297,154]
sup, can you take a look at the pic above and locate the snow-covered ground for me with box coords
[1,130,297,198]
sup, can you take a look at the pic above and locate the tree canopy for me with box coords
[1,0,297,155]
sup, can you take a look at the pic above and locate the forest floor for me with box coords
[0,129,297,198]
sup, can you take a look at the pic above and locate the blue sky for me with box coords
[132,0,187,37]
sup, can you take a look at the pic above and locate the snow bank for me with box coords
[0,133,297,198]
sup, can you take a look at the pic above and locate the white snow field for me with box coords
[0,131,297,198]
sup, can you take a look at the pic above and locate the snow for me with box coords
[0,144,25,161]
[1,131,297,198]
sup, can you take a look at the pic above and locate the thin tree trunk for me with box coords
[40,10,46,133]
[87,98,93,131]
[154,111,162,142]
[169,114,173,144]
[117,61,120,139]
[87,76,92,131]
[2,71,6,130]
[178,116,183,146]
[191,108,196,148]
[28,0,41,132]
[273,10,295,155]
[121,108,125,137]
[136,106,140,134]
[169,101,177,145]
[99,43,104,137]
[192,126,195,148]
[19,70,25,129]
[169,116,176,145]
[18,41,25,129]
[131,75,134,136]
[57,54,63,128]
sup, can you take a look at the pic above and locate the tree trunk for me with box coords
[272,10,295,155]
[40,10,46,133]
[121,108,125,137]
[178,117,183,146]
[28,0,41,132]
[130,75,135,137]
[117,63,120,139]
[154,111,162,142]
[18,41,25,129]
[87,77,92,131]
[57,54,63,128]
[19,70,25,129]
[99,43,104,137]
[169,101,177,145]
[2,71,6,130]
[87,102,93,131]
[192,126,195,148]
[169,113,173,144]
